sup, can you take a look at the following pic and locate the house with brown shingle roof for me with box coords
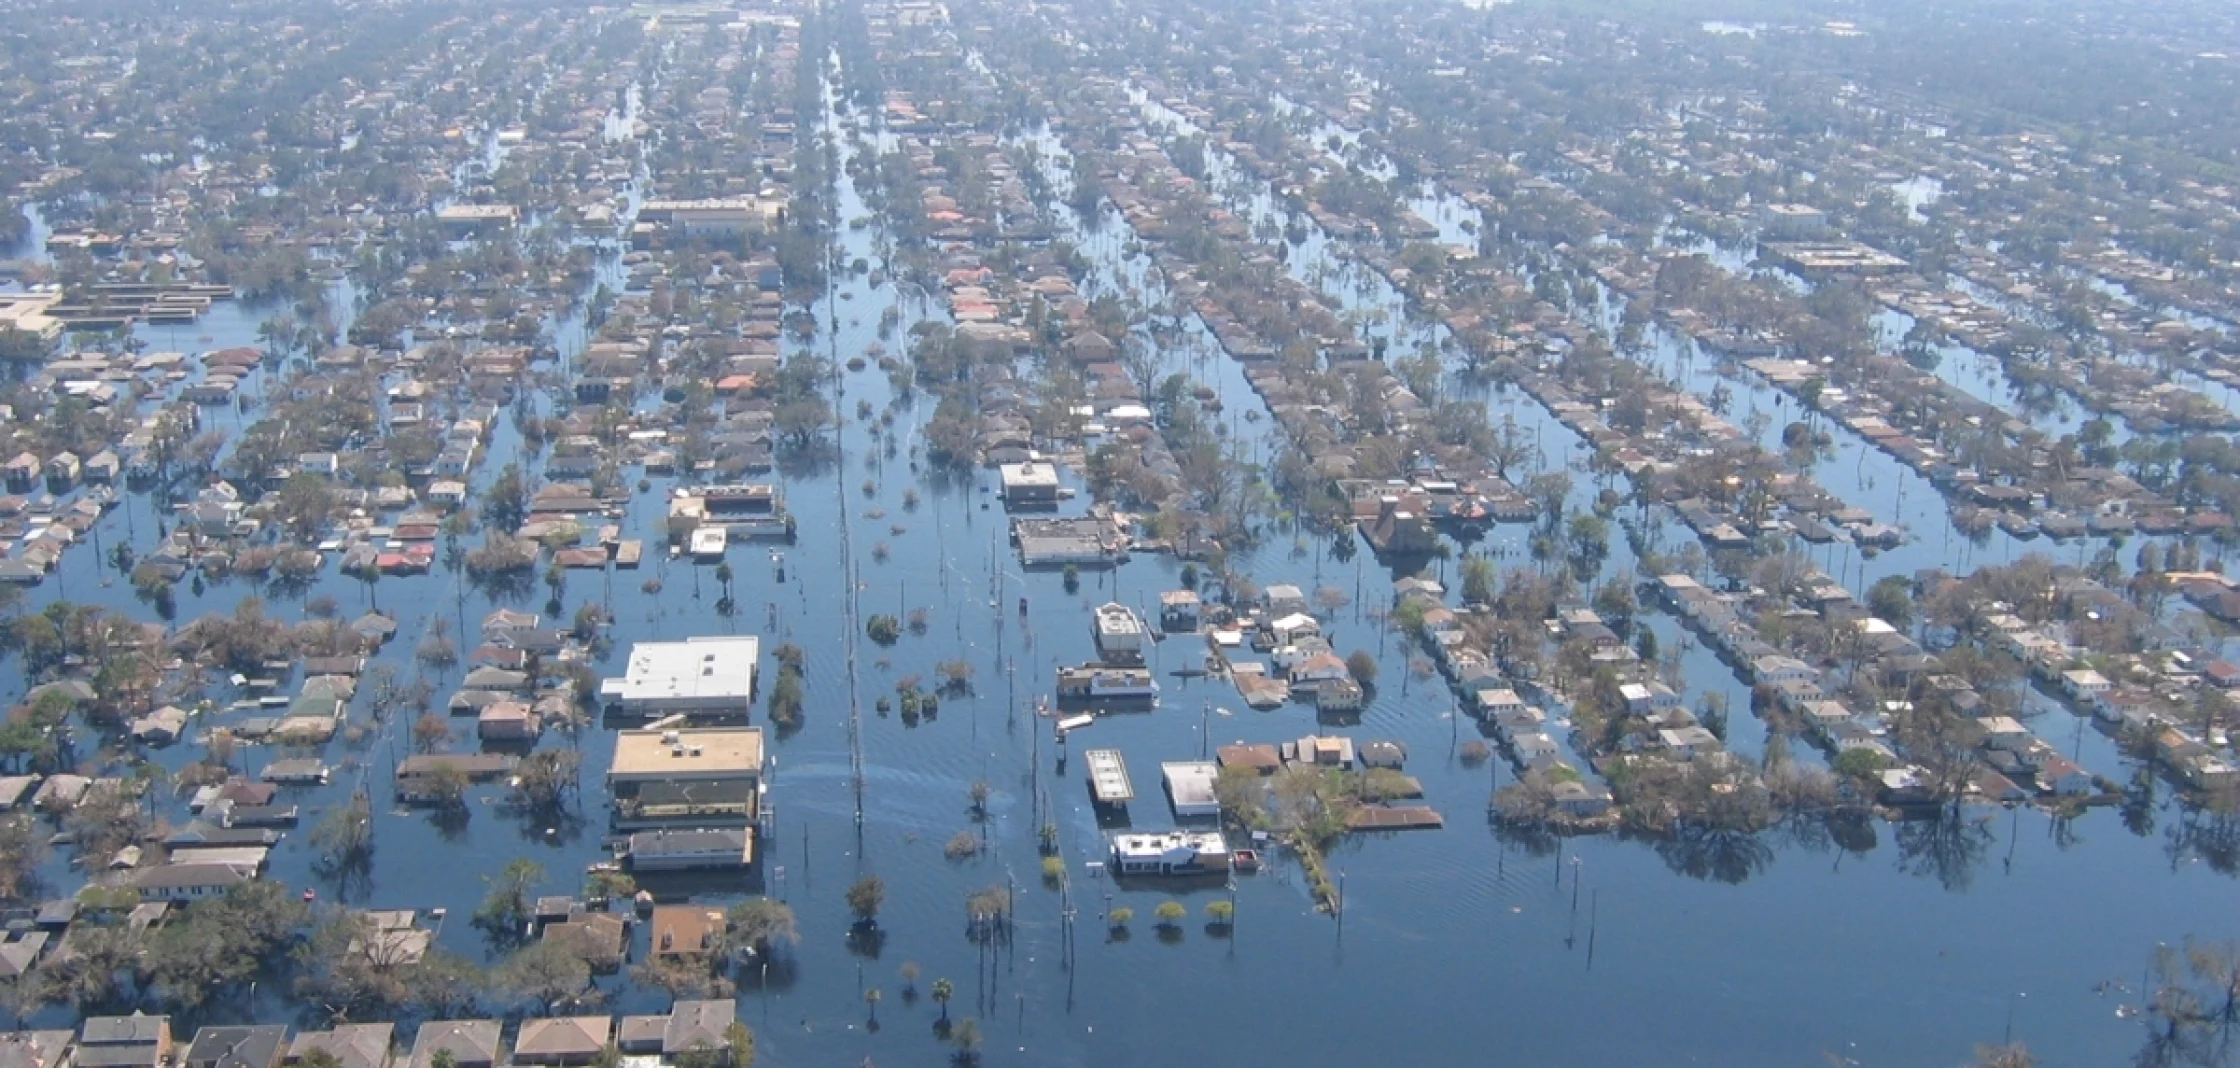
[649,906,725,958]
[661,1002,738,1062]
[407,1021,499,1068]
[510,1019,610,1066]
[287,1024,393,1068]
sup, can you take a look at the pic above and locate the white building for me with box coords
[1619,681,1682,715]
[1109,829,1230,875]
[1266,612,1320,645]
[1477,687,1528,719]
[599,637,760,720]
[1751,655,1817,685]
[1161,761,1221,819]
[1262,584,1308,615]
[638,198,781,238]
[999,461,1061,507]
[626,828,754,871]
[1092,603,1145,665]
[2062,668,2112,700]
[435,204,520,233]
[1759,202,1829,238]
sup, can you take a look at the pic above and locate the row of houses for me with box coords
[1662,571,2105,802]
[1384,578,1620,815]
[1,1000,744,1068]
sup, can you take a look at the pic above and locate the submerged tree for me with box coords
[475,858,546,946]
[726,898,799,960]
[310,788,375,873]
[845,875,885,928]
[2136,938,2240,1067]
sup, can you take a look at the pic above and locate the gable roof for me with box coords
[649,907,725,957]
[512,1018,611,1060]
[662,1001,735,1055]
[289,1024,393,1068]
[409,1021,500,1068]
[0,1031,74,1068]
[185,1025,288,1068]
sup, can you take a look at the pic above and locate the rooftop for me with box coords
[288,1023,394,1068]
[1094,602,1143,636]
[599,636,759,711]
[649,905,726,956]
[1111,829,1227,859]
[663,1000,736,1055]
[184,1025,288,1068]
[1161,761,1220,810]
[434,204,518,222]
[609,726,765,781]
[409,1021,499,1068]
[513,1018,612,1061]
[0,1031,73,1068]
[999,461,1060,489]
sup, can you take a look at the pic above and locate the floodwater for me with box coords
[1890,175,1943,222]
[4,49,2232,1068]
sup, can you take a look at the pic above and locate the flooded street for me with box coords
[3,6,2237,1068]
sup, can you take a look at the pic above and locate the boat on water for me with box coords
[689,526,728,560]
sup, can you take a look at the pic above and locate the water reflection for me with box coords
[1648,825,1775,885]
[1893,809,1999,892]
[2163,794,2240,876]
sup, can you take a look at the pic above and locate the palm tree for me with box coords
[929,977,954,1021]
[862,987,881,1026]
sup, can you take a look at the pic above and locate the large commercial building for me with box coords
[599,636,759,721]
[637,198,783,239]
[606,726,766,831]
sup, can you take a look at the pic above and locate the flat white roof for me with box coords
[1111,829,1225,858]
[999,462,1060,488]
[600,636,759,709]
[1094,603,1143,636]
[1162,761,1220,813]
[436,203,519,220]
